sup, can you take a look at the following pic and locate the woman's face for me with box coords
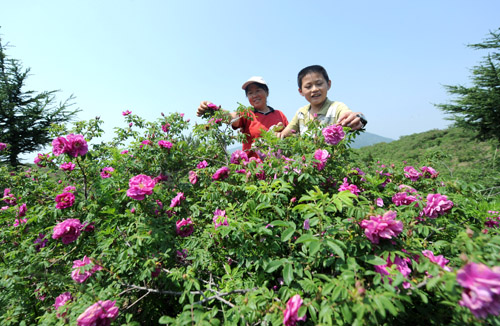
[246,83,268,110]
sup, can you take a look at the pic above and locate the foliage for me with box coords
[0,108,499,325]
[354,127,500,194]
[436,27,500,143]
[0,36,79,166]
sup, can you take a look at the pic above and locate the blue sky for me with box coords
[1,0,499,157]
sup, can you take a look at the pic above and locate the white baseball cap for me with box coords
[241,76,267,90]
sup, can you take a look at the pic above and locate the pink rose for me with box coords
[60,162,76,171]
[0,142,7,151]
[230,150,249,165]
[162,123,171,132]
[322,124,345,145]
[170,192,186,208]
[52,137,69,156]
[65,134,88,157]
[71,256,102,283]
[421,166,439,178]
[313,149,330,171]
[77,300,119,326]
[403,166,422,181]
[54,292,72,316]
[55,192,75,209]
[283,294,307,326]
[197,160,208,169]
[189,171,198,185]
[360,211,403,244]
[18,203,27,217]
[122,110,132,115]
[158,140,173,149]
[212,166,230,181]
[338,177,361,196]
[52,218,82,244]
[176,218,194,237]
[213,209,228,229]
[457,262,500,318]
[100,167,114,179]
[126,174,155,200]
[422,193,453,218]
[422,250,452,272]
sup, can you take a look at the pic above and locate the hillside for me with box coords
[351,131,394,149]
[353,127,500,193]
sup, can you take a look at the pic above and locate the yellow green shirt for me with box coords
[288,98,352,134]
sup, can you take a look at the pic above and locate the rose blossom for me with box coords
[176,218,194,237]
[162,123,171,132]
[374,255,412,289]
[422,193,453,218]
[34,153,49,167]
[283,294,307,326]
[392,192,418,206]
[213,209,228,229]
[456,262,500,319]
[13,218,28,227]
[189,171,198,185]
[18,203,27,217]
[0,142,7,151]
[421,166,439,178]
[126,174,155,200]
[376,198,384,207]
[212,166,230,181]
[170,192,186,208]
[230,150,249,164]
[55,192,75,209]
[34,233,47,251]
[422,250,452,272]
[122,110,131,115]
[100,167,114,178]
[52,137,69,156]
[197,160,208,169]
[313,149,330,171]
[76,300,119,326]
[60,162,76,171]
[360,210,403,244]
[52,218,82,244]
[158,140,173,149]
[54,292,72,316]
[66,134,88,157]
[338,177,361,196]
[322,124,345,145]
[71,256,103,283]
[403,166,423,181]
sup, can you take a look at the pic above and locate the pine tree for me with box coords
[0,36,79,166]
[436,28,500,143]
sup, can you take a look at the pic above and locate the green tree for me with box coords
[0,36,79,166]
[436,28,500,143]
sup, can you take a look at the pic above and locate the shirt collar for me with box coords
[254,106,275,115]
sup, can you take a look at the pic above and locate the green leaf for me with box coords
[281,226,296,242]
[364,255,387,265]
[326,239,345,260]
[283,263,294,285]
[270,220,289,227]
[265,260,284,273]
[295,234,317,244]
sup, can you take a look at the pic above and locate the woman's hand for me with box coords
[196,101,213,117]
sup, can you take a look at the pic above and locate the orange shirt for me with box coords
[237,107,288,152]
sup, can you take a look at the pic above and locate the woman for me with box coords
[197,76,288,157]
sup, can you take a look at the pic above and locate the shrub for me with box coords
[0,108,499,325]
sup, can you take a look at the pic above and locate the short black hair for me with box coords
[297,65,330,89]
[245,82,269,96]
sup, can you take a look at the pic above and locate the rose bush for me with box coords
[0,107,499,325]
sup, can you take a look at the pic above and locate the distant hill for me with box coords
[351,131,394,149]
[353,127,500,191]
